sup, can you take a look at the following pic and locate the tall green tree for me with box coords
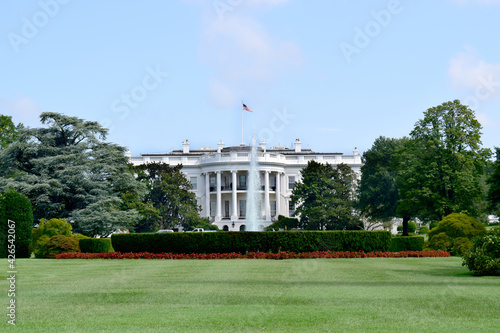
[0,115,22,149]
[0,112,145,237]
[134,162,203,230]
[291,161,361,230]
[397,100,491,222]
[487,147,500,216]
[356,137,408,232]
[0,189,33,258]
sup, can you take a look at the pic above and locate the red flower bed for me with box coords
[56,250,450,260]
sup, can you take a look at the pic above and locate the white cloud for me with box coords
[196,2,303,108]
[449,46,500,91]
[0,95,42,127]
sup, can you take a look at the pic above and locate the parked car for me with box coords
[157,229,174,233]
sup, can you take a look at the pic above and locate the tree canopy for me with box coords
[134,162,203,230]
[291,161,361,230]
[0,112,145,237]
[396,100,490,222]
[487,147,500,216]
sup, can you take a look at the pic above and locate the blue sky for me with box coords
[1,0,499,156]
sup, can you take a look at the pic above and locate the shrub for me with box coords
[39,235,80,258]
[397,222,417,234]
[418,226,429,235]
[390,236,424,251]
[429,221,439,230]
[264,215,300,231]
[0,189,34,258]
[79,238,114,253]
[32,218,73,258]
[462,227,500,276]
[427,213,486,255]
[111,231,392,254]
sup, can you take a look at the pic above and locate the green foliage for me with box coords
[292,161,362,230]
[0,189,34,258]
[427,213,486,255]
[429,221,439,230]
[357,137,405,222]
[0,115,21,149]
[111,231,392,254]
[0,112,146,237]
[40,235,80,258]
[134,162,201,230]
[264,215,299,231]
[396,100,491,222]
[418,226,429,235]
[462,226,500,276]
[487,147,500,216]
[79,238,114,253]
[397,221,417,234]
[32,218,73,258]
[389,236,424,252]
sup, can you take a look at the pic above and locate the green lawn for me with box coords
[1,257,499,332]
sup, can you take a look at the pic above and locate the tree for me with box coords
[291,161,361,230]
[0,112,145,237]
[0,189,33,258]
[134,162,202,230]
[487,147,500,216]
[356,137,410,233]
[32,218,73,258]
[397,100,491,223]
[0,115,22,149]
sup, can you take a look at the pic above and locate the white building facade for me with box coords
[129,139,362,231]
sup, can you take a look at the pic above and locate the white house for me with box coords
[129,139,362,231]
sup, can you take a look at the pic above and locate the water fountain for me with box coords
[246,136,262,231]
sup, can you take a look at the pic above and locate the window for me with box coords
[270,176,276,191]
[288,201,295,217]
[238,175,247,189]
[190,177,197,190]
[239,200,246,217]
[210,201,215,217]
[288,176,295,190]
[271,201,276,217]
[224,200,230,218]
[210,176,216,192]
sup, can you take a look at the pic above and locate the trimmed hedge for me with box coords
[390,236,424,252]
[111,231,392,254]
[79,238,114,253]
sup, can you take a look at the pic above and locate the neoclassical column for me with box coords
[231,170,238,220]
[204,172,210,218]
[216,171,222,221]
[264,170,271,221]
[276,172,281,218]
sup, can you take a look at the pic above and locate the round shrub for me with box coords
[39,235,80,258]
[32,218,73,258]
[427,213,486,255]
[463,227,500,276]
[418,226,429,235]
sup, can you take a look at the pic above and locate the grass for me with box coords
[1,257,499,332]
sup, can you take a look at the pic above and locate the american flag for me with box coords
[242,103,253,112]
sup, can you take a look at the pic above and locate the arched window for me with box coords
[222,225,229,231]
[240,225,246,231]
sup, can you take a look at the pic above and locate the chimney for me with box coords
[217,140,224,153]
[259,141,266,152]
[353,147,359,155]
[294,138,302,153]
[125,150,132,158]
[182,140,190,154]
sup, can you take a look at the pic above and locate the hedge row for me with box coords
[56,250,450,260]
[79,238,114,253]
[111,231,392,254]
[389,236,425,252]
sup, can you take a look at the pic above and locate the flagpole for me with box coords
[241,101,244,145]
